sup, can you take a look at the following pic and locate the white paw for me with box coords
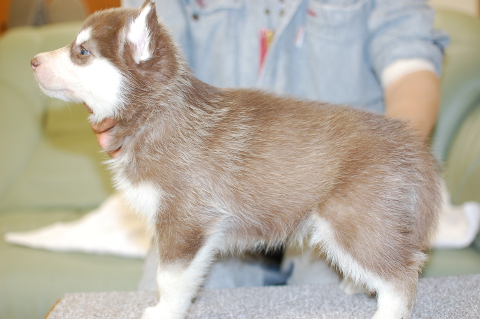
[141,306,162,319]
[141,305,185,319]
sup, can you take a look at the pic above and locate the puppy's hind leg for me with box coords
[371,276,419,319]
[309,215,423,319]
[370,247,427,319]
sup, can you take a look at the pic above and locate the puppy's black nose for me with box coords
[31,57,40,70]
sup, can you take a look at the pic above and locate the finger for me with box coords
[91,117,117,135]
[83,102,93,114]
[96,131,112,150]
[97,130,121,158]
[85,103,116,134]
[110,148,121,158]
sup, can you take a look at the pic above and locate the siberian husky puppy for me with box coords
[31,2,441,318]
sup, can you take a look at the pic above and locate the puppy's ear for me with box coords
[127,1,158,64]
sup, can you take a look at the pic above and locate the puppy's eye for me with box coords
[79,47,90,55]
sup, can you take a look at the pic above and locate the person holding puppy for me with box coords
[90,0,480,287]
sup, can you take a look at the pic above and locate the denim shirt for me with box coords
[123,0,448,114]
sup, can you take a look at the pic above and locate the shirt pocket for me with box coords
[306,0,370,43]
[185,0,245,36]
[184,0,247,87]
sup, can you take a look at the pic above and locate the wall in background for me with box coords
[0,0,120,35]
[430,0,478,16]
[83,0,120,13]
[0,0,9,33]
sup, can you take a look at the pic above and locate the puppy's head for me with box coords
[31,1,180,122]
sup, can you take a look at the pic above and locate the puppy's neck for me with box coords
[106,73,224,156]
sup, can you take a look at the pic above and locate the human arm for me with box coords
[384,70,440,140]
[368,0,447,140]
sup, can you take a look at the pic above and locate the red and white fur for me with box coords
[31,2,441,318]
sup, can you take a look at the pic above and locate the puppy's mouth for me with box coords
[36,80,83,104]
[39,84,70,96]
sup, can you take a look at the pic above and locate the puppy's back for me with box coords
[198,89,440,252]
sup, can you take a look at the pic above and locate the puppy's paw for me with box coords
[141,305,185,319]
[141,306,161,319]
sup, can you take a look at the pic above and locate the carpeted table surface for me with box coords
[46,274,480,319]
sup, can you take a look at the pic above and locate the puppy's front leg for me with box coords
[142,234,219,319]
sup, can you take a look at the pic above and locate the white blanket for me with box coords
[4,193,152,258]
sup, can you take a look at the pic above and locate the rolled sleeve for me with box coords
[368,0,449,83]
[381,58,436,89]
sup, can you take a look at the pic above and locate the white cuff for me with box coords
[381,59,437,89]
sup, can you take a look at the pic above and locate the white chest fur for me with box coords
[108,157,163,225]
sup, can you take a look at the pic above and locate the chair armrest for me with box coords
[433,9,480,161]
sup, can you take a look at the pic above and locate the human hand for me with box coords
[84,103,120,158]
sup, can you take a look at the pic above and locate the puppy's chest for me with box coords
[109,157,165,223]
